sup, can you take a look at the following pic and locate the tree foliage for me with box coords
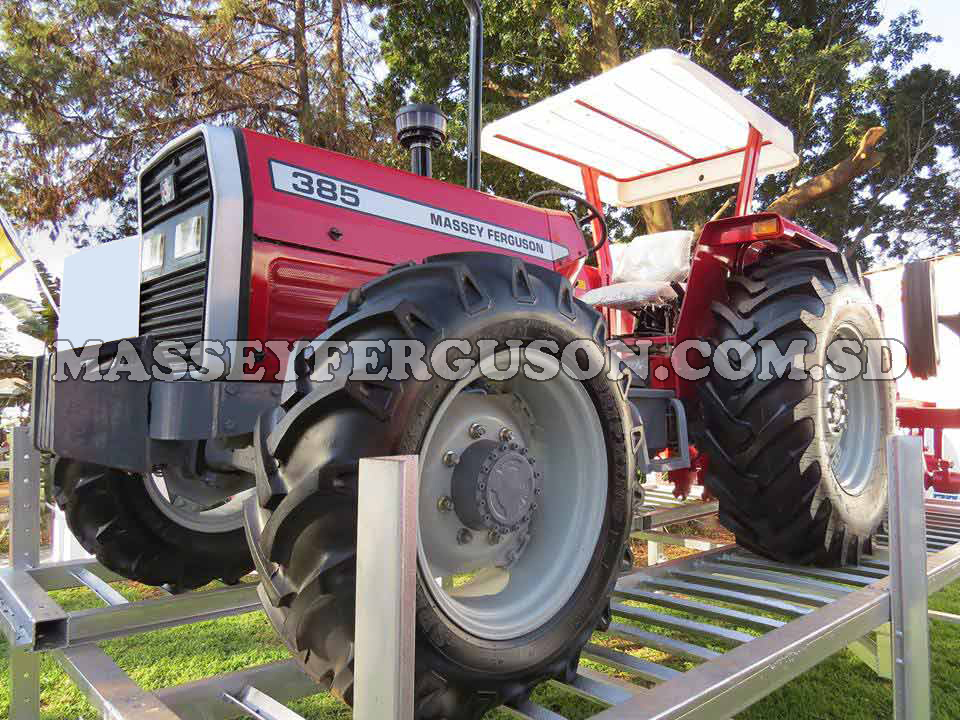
[0,261,59,401]
[0,0,384,243]
[373,0,960,261]
[0,0,958,262]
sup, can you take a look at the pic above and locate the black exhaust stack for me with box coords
[462,0,483,190]
[394,1,483,187]
[395,104,447,177]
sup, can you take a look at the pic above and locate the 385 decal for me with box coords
[268,159,569,262]
[289,170,360,207]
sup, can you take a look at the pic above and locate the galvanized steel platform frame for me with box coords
[3,429,958,720]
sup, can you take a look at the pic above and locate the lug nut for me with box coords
[443,451,460,467]
[469,423,487,439]
[499,427,514,442]
[437,496,455,512]
[488,530,501,545]
[457,528,473,545]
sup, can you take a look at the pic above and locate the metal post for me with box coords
[354,456,418,720]
[647,540,662,566]
[462,0,483,190]
[733,125,762,217]
[9,426,42,720]
[887,435,930,720]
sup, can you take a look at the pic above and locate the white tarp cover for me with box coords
[482,49,798,207]
[582,230,692,309]
[609,229,692,284]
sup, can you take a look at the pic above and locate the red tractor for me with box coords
[33,6,894,718]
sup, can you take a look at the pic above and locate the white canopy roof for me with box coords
[481,49,799,207]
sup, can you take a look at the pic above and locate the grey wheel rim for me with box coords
[144,473,251,533]
[418,349,608,640]
[824,323,883,496]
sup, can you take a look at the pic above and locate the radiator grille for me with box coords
[138,137,210,355]
[140,138,211,233]
[139,265,206,347]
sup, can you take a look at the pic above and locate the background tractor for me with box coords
[32,5,894,718]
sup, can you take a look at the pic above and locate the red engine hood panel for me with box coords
[241,129,587,269]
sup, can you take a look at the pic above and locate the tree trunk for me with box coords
[293,0,322,147]
[765,127,886,218]
[330,0,347,150]
[585,0,673,233]
[639,200,674,233]
[585,0,620,74]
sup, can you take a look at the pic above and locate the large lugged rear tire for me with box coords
[54,459,253,589]
[244,253,634,719]
[698,250,895,566]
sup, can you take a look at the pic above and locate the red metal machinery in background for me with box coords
[897,402,960,495]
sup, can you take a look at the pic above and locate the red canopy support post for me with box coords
[580,166,612,284]
[734,125,763,217]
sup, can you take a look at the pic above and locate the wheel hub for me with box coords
[826,379,849,435]
[452,439,542,535]
[416,348,609,640]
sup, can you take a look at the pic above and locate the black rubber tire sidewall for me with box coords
[800,283,893,538]
[54,459,253,588]
[902,259,939,379]
[246,253,634,713]
[698,250,895,565]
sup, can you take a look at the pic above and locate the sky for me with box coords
[1,0,958,353]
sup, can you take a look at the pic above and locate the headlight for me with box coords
[141,231,164,272]
[174,215,204,259]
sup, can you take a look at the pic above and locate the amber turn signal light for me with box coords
[752,218,780,238]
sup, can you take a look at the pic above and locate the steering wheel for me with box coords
[526,189,609,257]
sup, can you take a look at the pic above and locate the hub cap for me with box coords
[417,349,608,640]
[451,439,542,535]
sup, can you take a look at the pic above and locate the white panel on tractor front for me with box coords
[58,236,140,346]
[53,235,141,561]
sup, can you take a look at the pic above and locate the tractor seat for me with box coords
[582,280,679,309]
[582,230,692,308]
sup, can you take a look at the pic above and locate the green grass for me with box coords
[2,580,959,719]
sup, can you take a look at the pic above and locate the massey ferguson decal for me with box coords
[269,159,569,262]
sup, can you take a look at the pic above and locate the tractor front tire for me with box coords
[53,459,253,589]
[244,253,634,719]
[699,250,895,566]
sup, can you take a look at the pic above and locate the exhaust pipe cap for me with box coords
[395,103,447,149]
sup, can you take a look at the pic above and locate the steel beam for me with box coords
[0,567,68,648]
[887,436,930,720]
[634,499,720,531]
[8,427,43,720]
[54,644,181,720]
[66,583,261,647]
[353,455,419,720]
[590,583,892,720]
[221,686,307,720]
[157,660,321,720]
[26,558,122,591]
[553,670,639,706]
